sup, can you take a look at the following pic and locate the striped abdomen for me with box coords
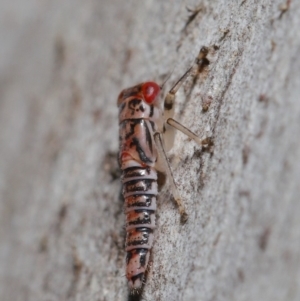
[122,163,157,292]
[117,85,160,293]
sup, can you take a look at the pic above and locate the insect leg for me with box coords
[162,47,209,151]
[166,118,211,147]
[153,132,188,224]
[163,46,209,119]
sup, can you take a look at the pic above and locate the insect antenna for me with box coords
[159,68,175,90]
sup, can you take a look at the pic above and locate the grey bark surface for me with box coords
[0,1,300,301]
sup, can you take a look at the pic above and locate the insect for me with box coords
[117,47,210,296]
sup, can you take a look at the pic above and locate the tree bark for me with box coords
[1,1,300,301]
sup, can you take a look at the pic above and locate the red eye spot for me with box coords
[142,82,160,103]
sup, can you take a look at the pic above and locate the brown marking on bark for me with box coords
[258,227,271,251]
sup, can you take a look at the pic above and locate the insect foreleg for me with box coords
[162,46,210,151]
[163,46,209,119]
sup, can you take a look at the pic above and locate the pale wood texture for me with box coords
[1,1,300,301]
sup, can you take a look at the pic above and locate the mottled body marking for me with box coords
[117,47,210,296]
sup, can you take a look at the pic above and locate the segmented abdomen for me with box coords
[122,162,157,292]
[119,116,158,293]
